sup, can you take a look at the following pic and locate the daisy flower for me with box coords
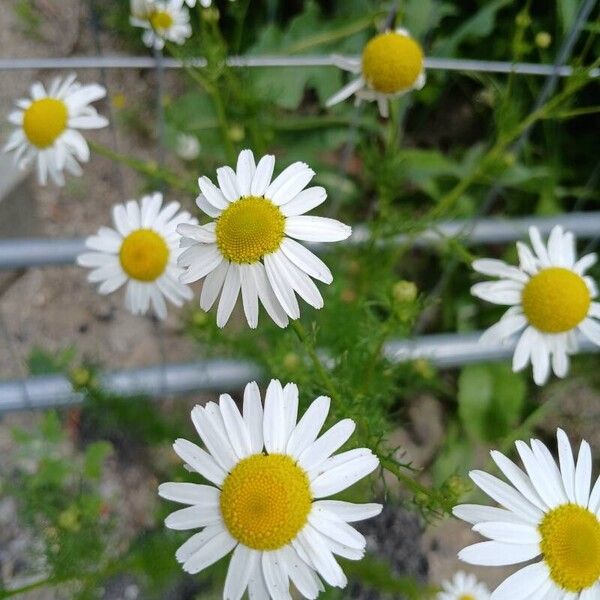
[77,193,197,320]
[184,0,237,6]
[437,572,490,600]
[130,0,191,50]
[160,379,381,599]
[454,429,600,599]
[326,28,426,118]
[177,149,352,329]
[471,225,599,385]
[3,74,108,186]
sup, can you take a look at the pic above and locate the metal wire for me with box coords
[0,55,598,77]
[0,331,597,413]
[1,211,598,271]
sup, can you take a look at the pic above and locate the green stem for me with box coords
[290,320,339,403]
[89,141,197,194]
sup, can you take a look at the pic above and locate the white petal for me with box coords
[269,167,315,207]
[219,394,253,459]
[296,527,347,588]
[243,381,264,454]
[240,265,259,329]
[490,450,546,511]
[278,545,320,600]
[251,154,275,196]
[272,250,323,310]
[190,405,237,471]
[249,262,289,328]
[556,428,577,503]
[216,166,241,203]
[313,500,382,523]
[281,186,327,217]
[453,504,528,525]
[198,176,229,209]
[326,77,365,107]
[261,551,292,600]
[175,523,224,563]
[179,245,223,284]
[282,383,299,445]
[579,317,600,345]
[472,521,540,544]
[491,562,549,600]
[216,263,241,328]
[236,149,256,197]
[469,470,543,523]
[264,253,300,320]
[458,541,540,566]
[182,529,237,574]
[530,337,551,385]
[285,216,351,243]
[472,259,528,283]
[280,238,333,284]
[528,227,550,266]
[311,452,379,498]
[308,508,366,549]
[178,222,217,244]
[575,439,593,506]
[164,503,222,529]
[298,419,355,472]
[287,396,330,458]
[263,379,286,454]
[200,258,229,311]
[224,545,257,600]
[512,327,536,372]
[158,482,219,506]
[196,193,222,218]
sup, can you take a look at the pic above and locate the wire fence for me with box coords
[0,0,598,411]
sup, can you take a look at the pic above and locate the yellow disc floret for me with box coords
[119,229,169,282]
[23,98,68,148]
[458,596,476,600]
[150,10,174,30]
[215,196,285,264]
[361,31,424,94]
[521,267,591,333]
[539,503,600,592]
[220,453,312,551]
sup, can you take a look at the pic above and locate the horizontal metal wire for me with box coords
[1,331,597,412]
[0,55,598,77]
[0,211,598,271]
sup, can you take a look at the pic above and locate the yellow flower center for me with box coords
[539,504,600,592]
[119,229,169,282]
[220,454,312,551]
[458,596,476,600]
[22,98,68,148]
[150,10,174,29]
[215,196,285,264]
[361,31,424,94]
[521,267,591,333]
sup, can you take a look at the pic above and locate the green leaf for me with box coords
[84,441,113,480]
[458,363,525,442]
[433,0,512,57]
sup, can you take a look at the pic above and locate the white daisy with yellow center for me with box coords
[437,572,490,600]
[177,149,352,329]
[326,28,426,118]
[159,379,382,600]
[454,429,600,599]
[130,0,191,50]
[3,74,108,186]
[471,225,599,385]
[77,193,197,320]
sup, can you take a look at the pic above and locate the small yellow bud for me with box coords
[535,32,552,49]
[70,367,94,389]
[58,507,81,532]
[111,92,126,109]
[393,280,418,303]
[201,7,220,22]
[228,125,245,143]
[192,310,208,327]
[283,353,300,370]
